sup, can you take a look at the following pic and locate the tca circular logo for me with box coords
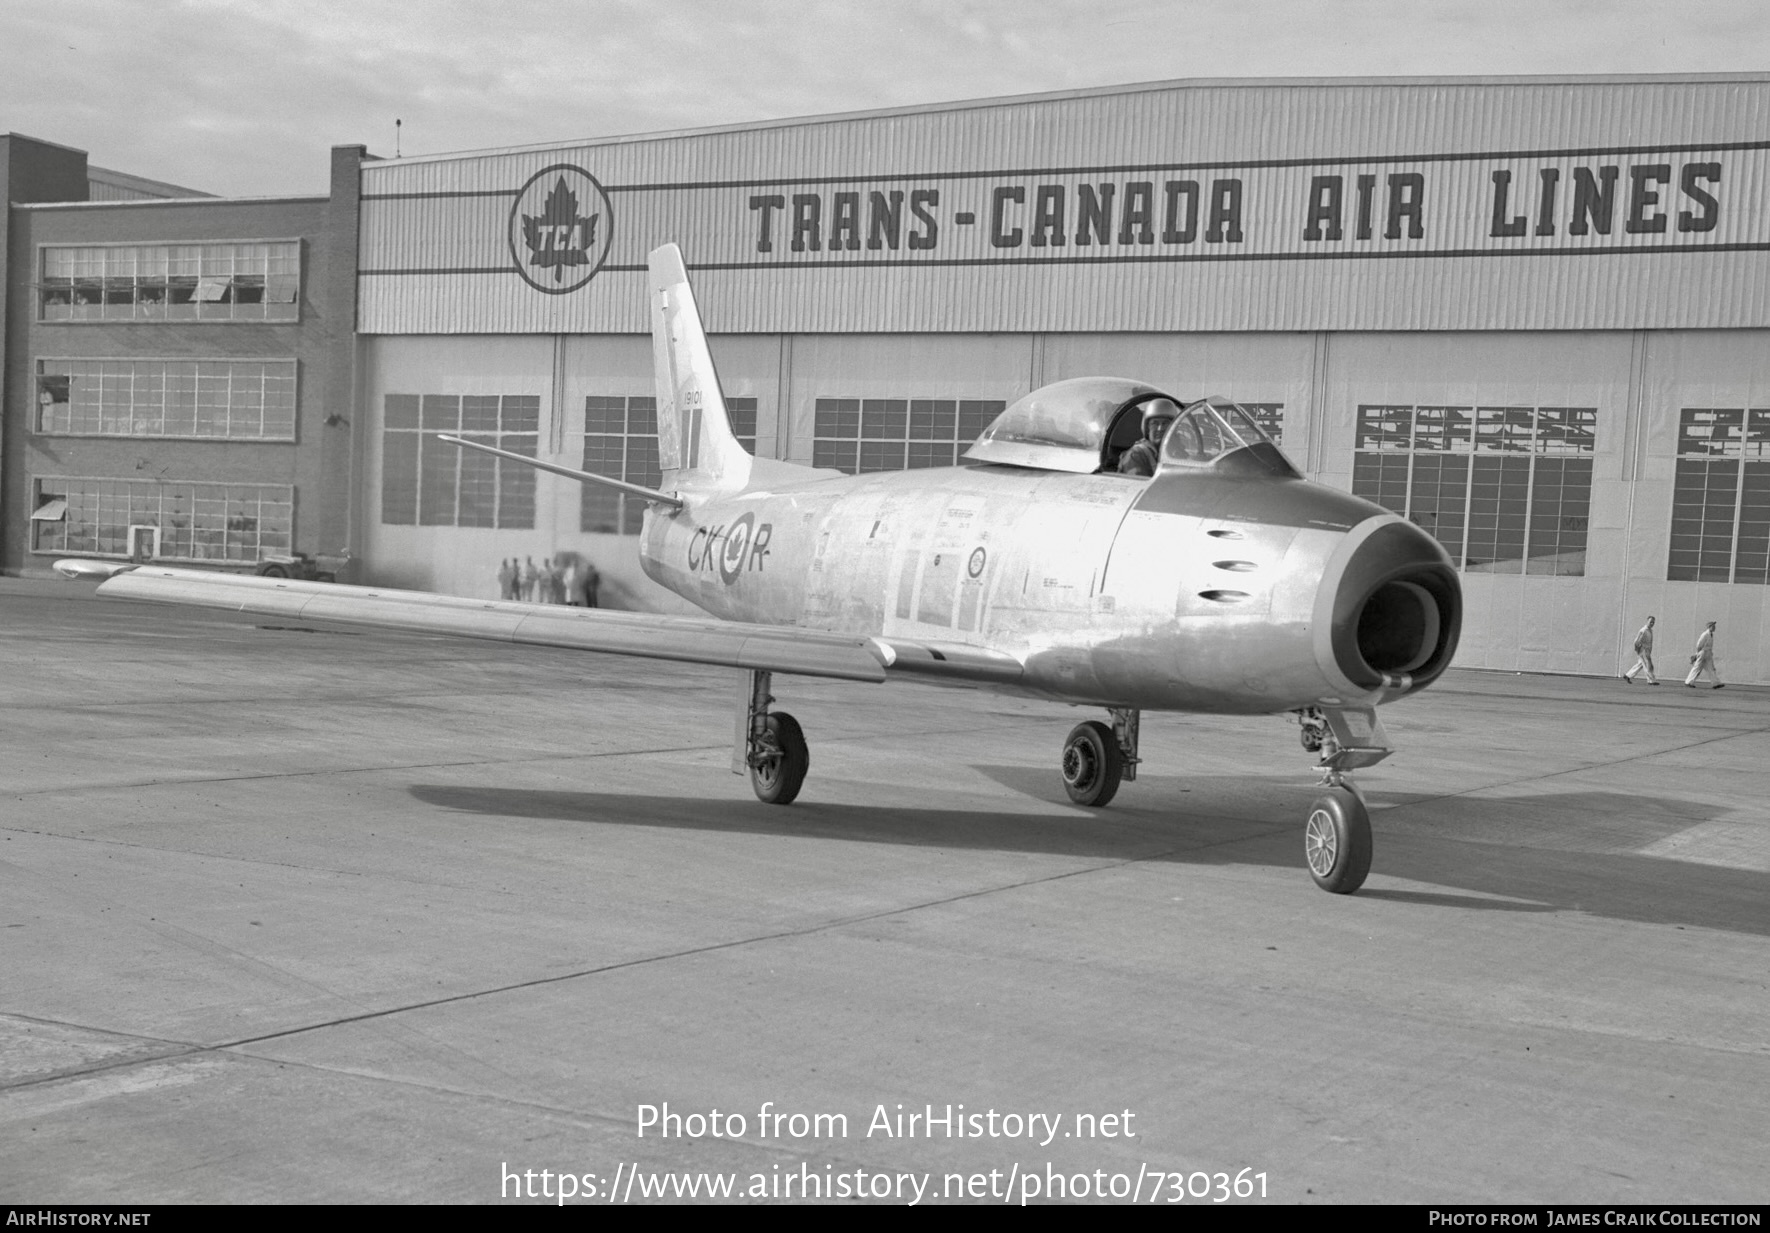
[507,164,614,295]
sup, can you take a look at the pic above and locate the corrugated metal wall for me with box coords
[359,76,1770,335]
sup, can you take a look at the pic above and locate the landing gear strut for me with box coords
[736,669,808,805]
[1061,707,1140,807]
[1293,706,1391,894]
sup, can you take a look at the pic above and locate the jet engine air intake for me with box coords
[1357,580,1440,674]
[1325,519,1462,696]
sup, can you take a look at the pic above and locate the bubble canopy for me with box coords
[1160,397,1295,474]
[963,378,1296,478]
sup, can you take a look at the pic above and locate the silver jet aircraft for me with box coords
[60,243,1461,894]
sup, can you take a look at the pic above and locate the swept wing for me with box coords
[82,564,1023,688]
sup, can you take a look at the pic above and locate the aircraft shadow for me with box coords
[407,778,1770,938]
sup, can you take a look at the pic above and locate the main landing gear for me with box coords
[737,669,808,804]
[1294,706,1393,894]
[1061,708,1140,807]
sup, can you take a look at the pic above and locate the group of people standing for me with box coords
[499,556,600,607]
[1622,616,1725,689]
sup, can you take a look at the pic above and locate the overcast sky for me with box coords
[2,0,1765,197]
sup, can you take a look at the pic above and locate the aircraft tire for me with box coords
[1061,721,1123,807]
[750,712,809,805]
[1304,788,1372,894]
[257,563,290,579]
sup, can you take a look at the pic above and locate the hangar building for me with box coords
[8,74,1770,683]
[352,73,1770,683]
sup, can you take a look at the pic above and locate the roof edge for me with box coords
[0,131,89,157]
[14,194,328,211]
[363,71,1770,172]
[89,165,216,199]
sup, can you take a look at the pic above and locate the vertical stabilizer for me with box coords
[650,244,751,492]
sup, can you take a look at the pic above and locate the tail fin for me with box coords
[650,244,750,492]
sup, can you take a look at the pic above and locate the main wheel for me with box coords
[1061,721,1123,807]
[257,563,290,579]
[1304,787,1372,894]
[749,712,809,805]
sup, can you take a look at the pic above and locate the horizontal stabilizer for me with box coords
[97,567,885,683]
[437,435,685,509]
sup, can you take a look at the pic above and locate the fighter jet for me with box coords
[58,243,1461,894]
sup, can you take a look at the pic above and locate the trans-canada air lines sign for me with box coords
[731,148,1755,265]
[354,142,1770,330]
[484,145,1762,295]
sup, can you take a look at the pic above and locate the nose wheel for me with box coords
[1304,786,1372,894]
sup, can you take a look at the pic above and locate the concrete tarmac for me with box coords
[2,578,1766,1205]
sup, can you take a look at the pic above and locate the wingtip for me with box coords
[53,558,138,581]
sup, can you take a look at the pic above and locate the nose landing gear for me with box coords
[1294,706,1391,894]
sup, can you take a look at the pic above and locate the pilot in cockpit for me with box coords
[1116,398,1179,477]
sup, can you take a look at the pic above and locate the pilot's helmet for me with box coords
[1141,398,1180,437]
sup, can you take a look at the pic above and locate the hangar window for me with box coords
[30,477,292,563]
[1238,403,1285,444]
[39,242,300,322]
[34,358,297,439]
[1351,403,1595,575]
[1667,408,1770,584]
[380,394,539,528]
[580,396,757,534]
[812,397,1005,474]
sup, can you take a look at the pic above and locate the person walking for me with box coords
[497,557,517,601]
[583,560,601,609]
[521,556,540,603]
[1622,615,1659,684]
[1684,620,1724,689]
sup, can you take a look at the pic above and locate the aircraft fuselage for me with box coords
[640,463,1458,715]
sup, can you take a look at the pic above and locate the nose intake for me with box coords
[1328,520,1462,695]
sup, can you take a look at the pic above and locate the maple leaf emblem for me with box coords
[521,178,599,283]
